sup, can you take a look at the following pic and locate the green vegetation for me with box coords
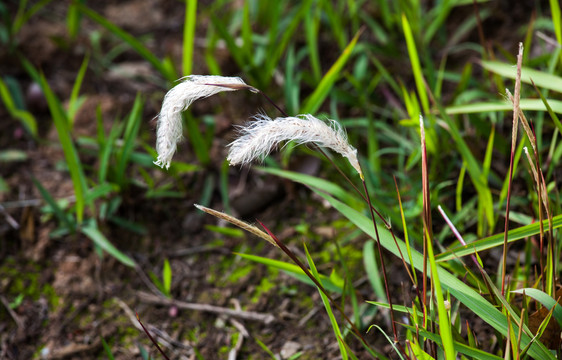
[1,0,562,358]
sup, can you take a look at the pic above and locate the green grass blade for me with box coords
[434,101,495,233]
[98,120,124,184]
[481,60,562,93]
[101,337,115,360]
[32,177,76,231]
[0,77,37,137]
[210,14,252,72]
[403,324,503,360]
[75,2,176,82]
[511,288,562,327]
[236,253,343,293]
[300,28,361,114]
[304,243,348,359]
[241,0,252,59]
[436,214,562,262]
[311,190,554,359]
[81,221,136,267]
[532,82,562,134]
[363,240,386,301]
[256,167,361,206]
[263,0,313,86]
[116,94,143,185]
[163,259,172,297]
[184,112,210,165]
[66,0,84,39]
[446,99,562,115]
[426,230,456,359]
[68,54,89,124]
[12,0,53,34]
[402,13,429,115]
[305,9,321,82]
[182,0,197,76]
[38,72,88,223]
[549,0,562,44]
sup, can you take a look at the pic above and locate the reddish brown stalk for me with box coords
[136,312,171,360]
[529,79,556,295]
[419,118,430,329]
[256,220,376,357]
[361,179,398,341]
[501,43,523,296]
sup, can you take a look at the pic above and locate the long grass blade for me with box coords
[311,189,555,359]
[481,60,562,93]
[38,72,88,223]
[301,28,362,114]
[75,2,176,82]
[304,243,349,359]
[81,221,136,267]
[0,77,37,137]
[182,0,197,76]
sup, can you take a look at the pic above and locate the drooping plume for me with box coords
[227,114,362,177]
[154,75,256,169]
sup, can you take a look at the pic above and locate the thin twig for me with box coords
[361,179,398,341]
[0,295,24,329]
[137,291,275,324]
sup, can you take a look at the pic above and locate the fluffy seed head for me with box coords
[154,75,254,169]
[227,114,362,177]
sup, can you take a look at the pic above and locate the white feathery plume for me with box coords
[154,75,256,169]
[227,114,363,178]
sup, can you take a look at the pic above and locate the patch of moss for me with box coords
[0,258,60,311]
[250,268,278,303]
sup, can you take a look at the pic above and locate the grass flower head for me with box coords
[154,75,254,169]
[227,114,362,177]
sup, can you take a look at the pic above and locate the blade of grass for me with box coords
[436,214,562,262]
[549,0,562,44]
[237,253,343,293]
[512,288,562,327]
[81,220,136,267]
[304,8,321,82]
[402,13,429,115]
[182,0,197,76]
[68,54,89,124]
[116,94,143,185]
[32,177,75,231]
[363,240,387,302]
[433,97,495,234]
[304,243,349,359]
[311,189,555,359]
[403,324,503,360]
[12,0,53,34]
[240,0,252,59]
[481,60,562,93]
[420,116,455,359]
[74,2,176,82]
[163,259,172,297]
[0,77,37,137]
[446,99,562,115]
[501,43,523,296]
[38,72,88,223]
[66,0,83,39]
[531,79,562,134]
[301,28,362,114]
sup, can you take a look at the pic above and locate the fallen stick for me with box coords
[136,291,275,324]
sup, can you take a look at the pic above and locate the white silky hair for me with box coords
[154,75,250,169]
[227,114,363,177]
